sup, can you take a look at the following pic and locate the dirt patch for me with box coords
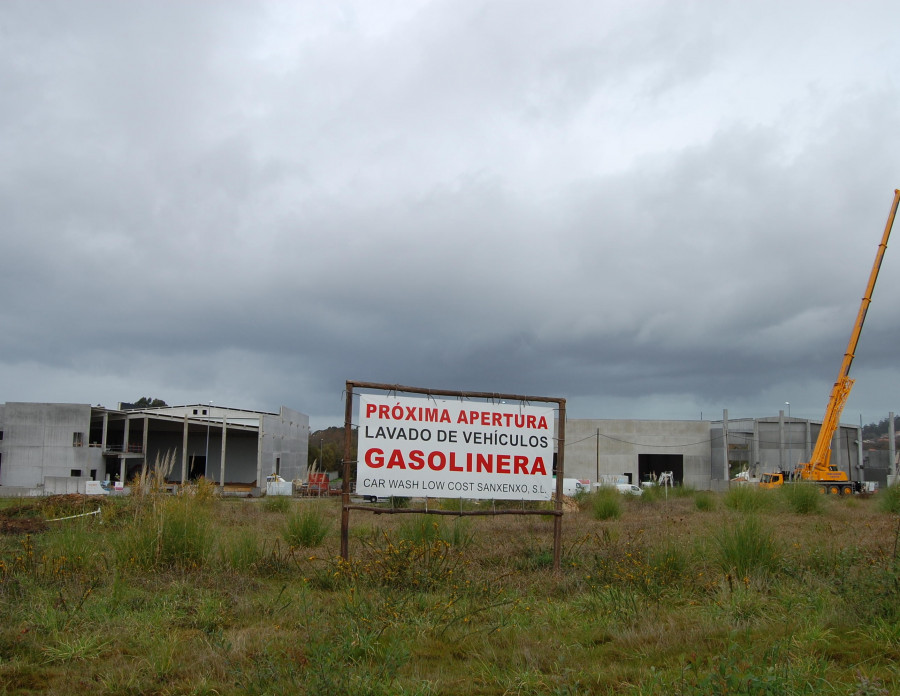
[0,517,47,535]
[0,494,110,534]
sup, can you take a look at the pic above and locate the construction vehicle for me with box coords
[763,189,900,494]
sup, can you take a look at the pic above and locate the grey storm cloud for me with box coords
[2,0,900,428]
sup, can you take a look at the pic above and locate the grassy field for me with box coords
[0,482,898,695]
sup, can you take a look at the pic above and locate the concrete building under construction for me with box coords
[563,413,888,491]
[0,401,893,496]
[0,402,309,496]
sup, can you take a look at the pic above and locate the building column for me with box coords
[142,417,149,470]
[722,409,729,480]
[219,415,228,487]
[256,416,264,487]
[887,411,897,486]
[752,420,760,475]
[120,417,130,481]
[804,420,812,463]
[181,414,189,484]
[778,410,785,471]
[857,422,864,483]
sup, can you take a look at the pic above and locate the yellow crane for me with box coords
[761,189,900,494]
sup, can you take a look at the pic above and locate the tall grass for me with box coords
[283,504,331,548]
[116,495,214,570]
[113,452,215,570]
[780,483,822,514]
[219,528,263,572]
[396,517,474,548]
[724,484,773,513]
[713,515,780,577]
[694,491,716,512]
[263,495,292,513]
[2,488,898,695]
[636,485,666,503]
[398,518,445,545]
[879,483,900,514]
[590,488,622,520]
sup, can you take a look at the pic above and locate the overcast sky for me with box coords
[3,1,900,431]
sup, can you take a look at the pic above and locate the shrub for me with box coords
[781,483,821,514]
[713,515,780,577]
[879,483,900,514]
[284,505,331,548]
[590,488,622,521]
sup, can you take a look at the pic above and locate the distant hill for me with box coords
[862,416,900,449]
[310,426,357,473]
[310,426,355,448]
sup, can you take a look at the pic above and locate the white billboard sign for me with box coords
[356,394,555,500]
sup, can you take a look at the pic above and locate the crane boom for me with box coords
[797,189,900,481]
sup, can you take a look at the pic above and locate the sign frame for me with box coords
[340,381,567,571]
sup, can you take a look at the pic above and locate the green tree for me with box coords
[133,397,168,408]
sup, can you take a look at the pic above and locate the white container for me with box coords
[266,480,293,496]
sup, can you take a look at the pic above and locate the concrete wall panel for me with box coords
[565,419,712,488]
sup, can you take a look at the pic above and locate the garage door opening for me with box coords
[638,454,684,486]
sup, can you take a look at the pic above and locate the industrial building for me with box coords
[710,411,895,489]
[563,413,889,491]
[0,402,309,496]
[564,419,714,489]
[1,401,892,496]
